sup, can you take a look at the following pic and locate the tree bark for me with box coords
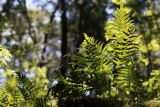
[60,0,68,77]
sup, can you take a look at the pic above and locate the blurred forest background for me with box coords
[0,0,160,107]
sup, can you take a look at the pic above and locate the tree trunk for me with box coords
[60,0,68,77]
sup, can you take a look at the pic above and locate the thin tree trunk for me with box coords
[76,1,85,50]
[77,4,83,49]
[60,0,68,77]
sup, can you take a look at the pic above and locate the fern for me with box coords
[67,3,141,101]
[105,3,141,97]
[17,73,36,101]
[74,33,111,70]
[105,3,141,61]
[17,72,50,107]
[0,47,25,107]
[69,33,114,98]
[0,76,25,107]
[0,72,50,107]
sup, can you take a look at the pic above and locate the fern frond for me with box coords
[105,3,141,96]
[69,34,114,98]
[0,76,25,107]
[75,33,111,71]
[17,72,49,107]
[34,98,46,107]
[105,4,133,41]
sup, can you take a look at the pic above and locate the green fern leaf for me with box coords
[105,3,141,97]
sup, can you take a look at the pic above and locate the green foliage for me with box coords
[0,47,24,107]
[143,70,160,97]
[0,47,53,107]
[71,33,113,96]
[105,3,141,99]
[105,4,141,98]
[0,72,54,107]
[0,47,13,77]
[105,3,141,97]
[59,3,142,105]
[1,0,160,106]
[0,76,24,107]
[0,47,12,67]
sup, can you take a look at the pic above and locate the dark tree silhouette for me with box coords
[60,0,68,78]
